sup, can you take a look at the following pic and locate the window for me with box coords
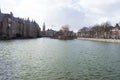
[8,23,11,27]
[8,18,12,22]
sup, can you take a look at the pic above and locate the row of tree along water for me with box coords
[77,22,120,39]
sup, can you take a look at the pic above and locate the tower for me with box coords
[43,22,46,32]
[42,22,46,36]
[0,8,1,14]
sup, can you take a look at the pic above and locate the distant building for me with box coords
[0,9,41,39]
[110,26,120,39]
[77,27,90,38]
[57,26,76,39]
[46,29,56,37]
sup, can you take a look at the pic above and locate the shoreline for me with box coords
[78,38,120,43]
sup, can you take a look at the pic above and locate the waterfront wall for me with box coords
[79,38,120,43]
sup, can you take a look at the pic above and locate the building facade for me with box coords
[0,10,41,39]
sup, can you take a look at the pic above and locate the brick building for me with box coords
[0,9,41,39]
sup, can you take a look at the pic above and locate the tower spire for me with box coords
[42,22,46,36]
[43,22,46,32]
[0,8,1,14]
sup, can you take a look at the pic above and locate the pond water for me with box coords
[0,38,120,80]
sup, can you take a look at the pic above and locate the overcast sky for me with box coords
[0,0,120,31]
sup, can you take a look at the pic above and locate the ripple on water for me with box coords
[0,38,120,80]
